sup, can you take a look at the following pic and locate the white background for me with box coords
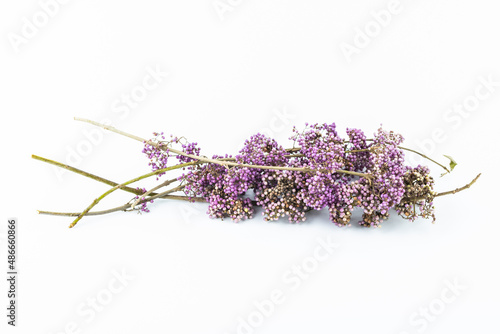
[1,1,499,333]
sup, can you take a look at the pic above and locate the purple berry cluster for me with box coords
[132,187,153,213]
[142,132,169,180]
[142,123,438,227]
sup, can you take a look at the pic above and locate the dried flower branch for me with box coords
[33,119,480,228]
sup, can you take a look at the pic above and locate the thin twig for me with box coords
[435,173,481,197]
[75,117,448,177]
[400,173,481,203]
[398,146,450,174]
[129,178,177,209]
[39,206,131,217]
[38,190,205,217]
[32,154,152,196]
[74,117,372,179]
[161,194,205,202]
[287,139,451,174]
[68,161,198,228]
[286,144,450,174]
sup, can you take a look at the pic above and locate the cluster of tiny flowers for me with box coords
[179,152,254,222]
[142,123,438,227]
[255,169,309,223]
[292,123,346,211]
[353,127,406,227]
[132,187,153,213]
[395,165,436,222]
[233,133,288,190]
[142,132,169,180]
[176,141,200,163]
[345,127,370,172]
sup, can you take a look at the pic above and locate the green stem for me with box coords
[68,161,197,228]
[32,154,154,196]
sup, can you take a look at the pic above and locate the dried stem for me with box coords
[42,173,481,219]
[346,138,451,174]
[68,161,198,228]
[129,178,177,209]
[36,119,474,225]
[32,154,151,196]
[74,117,450,177]
[74,117,372,179]
[397,146,450,174]
[435,173,481,197]
[38,190,205,217]
[401,173,481,203]
[287,144,450,174]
